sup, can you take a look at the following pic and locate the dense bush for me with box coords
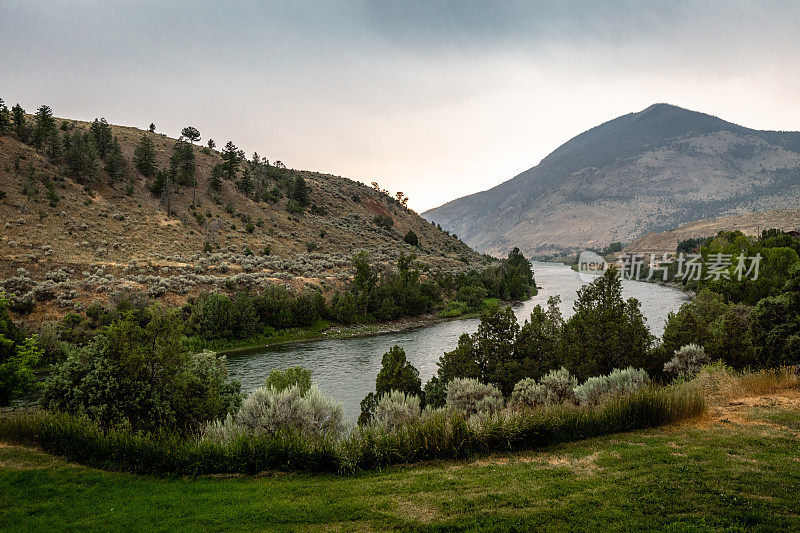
[372,390,421,431]
[265,367,312,393]
[403,230,419,246]
[0,293,42,405]
[664,344,709,379]
[43,308,241,432]
[332,253,441,324]
[509,378,545,409]
[445,378,504,416]
[574,367,649,406]
[205,384,344,443]
[186,287,327,341]
[0,383,705,476]
[537,367,578,405]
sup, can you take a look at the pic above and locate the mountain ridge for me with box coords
[423,104,800,258]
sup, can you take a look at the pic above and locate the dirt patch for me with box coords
[689,389,800,431]
[0,443,72,471]
[470,450,603,475]
[394,499,439,523]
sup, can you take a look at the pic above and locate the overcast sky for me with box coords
[2,1,800,211]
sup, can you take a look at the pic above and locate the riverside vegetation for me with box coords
[0,263,761,476]
[4,364,796,530]
[1,233,798,480]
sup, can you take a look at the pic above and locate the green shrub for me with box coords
[373,215,393,229]
[664,344,709,379]
[537,367,578,405]
[188,293,236,339]
[43,308,241,432]
[287,199,304,214]
[372,391,421,432]
[456,285,487,310]
[265,367,312,394]
[0,384,704,476]
[438,300,468,318]
[445,378,504,416]
[212,384,344,441]
[403,230,419,246]
[574,367,649,407]
[509,378,545,409]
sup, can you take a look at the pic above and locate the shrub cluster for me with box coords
[204,384,344,443]
[573,367,649,407]
[0,384,704,476]
[43,308,241,432]
[659,229,800,371]
[445,378,504,416]
[372,390,421,432]
[664,344,709,379]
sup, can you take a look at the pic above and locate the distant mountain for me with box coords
[423,104,800,258]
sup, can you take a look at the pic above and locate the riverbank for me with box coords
[567,263,695,295]
[189,297,517,357]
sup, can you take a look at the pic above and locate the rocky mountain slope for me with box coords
[0,111,484,323]
[624,208,800,255]
[423,104,800,259]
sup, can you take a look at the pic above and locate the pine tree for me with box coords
[90,118,113,160]
[65,131,99,186]
[221,141,239,180]
[47,132,63,163]
[105,137,127,182]
[133,135,157,177]
[0,98,10,135]
[149,123,156,132]
[290,175,310,207]
[207,139,215,150]
[210,164,224,192]
[11,104,27,141]
[149,169,168,196]
[34,105,56,149]
[168,139,196,203]
[149,169,175,214]
[181,126,200,144]
[237,165,254,197]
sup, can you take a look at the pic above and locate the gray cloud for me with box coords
[2,1,800,211]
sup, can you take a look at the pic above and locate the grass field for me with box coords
[2,389,798,531]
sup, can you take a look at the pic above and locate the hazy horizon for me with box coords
[3,1,800,212]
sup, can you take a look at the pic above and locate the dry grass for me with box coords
[693,365,800,405]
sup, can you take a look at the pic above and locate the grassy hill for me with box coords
[0,111,484,324]
[424,104,800,259]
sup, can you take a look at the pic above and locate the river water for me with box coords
[227,262,689,420]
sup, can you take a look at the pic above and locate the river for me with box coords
[227,262,689,420]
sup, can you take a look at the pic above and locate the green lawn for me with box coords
[2,401,799,531]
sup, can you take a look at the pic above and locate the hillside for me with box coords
[625,208,800,255]
[423,104,800,259]
[0,111,484,323]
